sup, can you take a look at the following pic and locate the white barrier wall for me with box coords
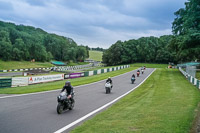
[179,67,200,89]
[89,71,94,76]
[10,65,130,87]
[97,69,101,74]
[12,77,29,87]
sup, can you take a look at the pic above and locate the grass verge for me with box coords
[0,67,137,94]
[0,60,54,70]
[132,63,168,68]
[70,68,200,133]
[196,71,200,80]
[67,62,89,66]
[88,50,103,61]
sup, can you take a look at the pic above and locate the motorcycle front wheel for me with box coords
[57,103,63,114]
[69,100,75,110]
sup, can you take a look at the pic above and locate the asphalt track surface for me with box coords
[0,72,23,77]
[0,68,155,133]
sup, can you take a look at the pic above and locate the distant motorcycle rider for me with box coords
[106,77,113,88]
[61,81,74,103]
[132,74,136,78]
[137,70,140,77]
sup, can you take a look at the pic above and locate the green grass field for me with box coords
[132,63,168,68]
[196,71,200,80]
[67,62,89,66]
[0,60,54,70]
[0,66,137,94]
[71,69,200,133]
[89,50,103,61]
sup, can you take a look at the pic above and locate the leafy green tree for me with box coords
[0,30,12,60]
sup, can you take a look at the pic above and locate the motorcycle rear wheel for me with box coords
[106,88,108,94]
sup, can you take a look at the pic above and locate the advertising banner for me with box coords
[69,73,83,79]
[29,74,64,84]
[12,77,29,87]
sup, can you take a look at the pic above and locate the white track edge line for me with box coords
[54,68,156,133]
[0,68,139,99]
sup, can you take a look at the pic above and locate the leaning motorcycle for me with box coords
[105,82,112,94]
[57,91,75,114]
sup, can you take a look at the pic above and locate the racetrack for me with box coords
[0,68,155,133]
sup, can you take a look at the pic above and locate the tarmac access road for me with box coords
[0,68,155,133]
[0,72,23,77]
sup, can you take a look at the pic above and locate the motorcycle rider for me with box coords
[61,81,74,103]
[137,70,140,77]
[141,67,144,74]
[132,74,136,78]
[106,77,113,88]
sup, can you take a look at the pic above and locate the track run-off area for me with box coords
[0,68,155,133]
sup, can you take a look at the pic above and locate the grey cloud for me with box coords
[0,0,187,48]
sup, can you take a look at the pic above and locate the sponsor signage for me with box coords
[69,73,83,79]
[29,74,64,84]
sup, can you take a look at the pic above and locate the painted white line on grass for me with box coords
[54,68,156,133]
[0,68,138,99]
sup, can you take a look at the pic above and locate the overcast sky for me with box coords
[0,0,186,48]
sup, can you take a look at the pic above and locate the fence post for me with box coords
[93,70,97,75]
[197,80,200,89]
[192,77,194,84]
[84,71,89,77]
[101,69,104,73]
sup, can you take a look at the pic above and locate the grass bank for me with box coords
[132,63,168,68]
[0,67,137,94]
[196,71,200,80]
[67,62,89,66]
[88,50,103,61]
[0,60,54,70]
[71,69,200,133]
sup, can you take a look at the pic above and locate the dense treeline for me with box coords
[90,47,104,51]
[0,21,89,62]
[102,35,174,65]
[171,0,200,62]
[103,0,200,65]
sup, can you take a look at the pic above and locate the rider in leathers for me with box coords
[61,81,74,103]
[106,77,113,88]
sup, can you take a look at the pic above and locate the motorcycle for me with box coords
[141,69,144,74]
[105,82,112,94]
[137,72,140,77]
[57,91,75,114]
[131,77,135,84]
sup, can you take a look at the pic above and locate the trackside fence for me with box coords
[179,67,200,89]
[1,65,130,88]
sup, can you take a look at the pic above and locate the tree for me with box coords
[0,30,12,60]
[171,0,200,62]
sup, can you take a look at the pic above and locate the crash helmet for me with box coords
[65,81,71,86]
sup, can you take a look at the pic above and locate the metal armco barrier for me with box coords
[0,78,12,88]
[179,67,200,89]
